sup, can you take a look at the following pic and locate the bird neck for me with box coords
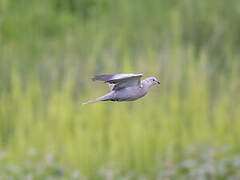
[141,80,152,91]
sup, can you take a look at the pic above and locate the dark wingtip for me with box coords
[92,74,114,82]
[92,75,102,81]
[92,76,97,81]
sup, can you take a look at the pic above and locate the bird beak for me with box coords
[157,81,160,84]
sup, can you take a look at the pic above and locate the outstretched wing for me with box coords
[92,74,143,90]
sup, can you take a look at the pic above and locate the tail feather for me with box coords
[82,98,104,105]
[82,92,113,105]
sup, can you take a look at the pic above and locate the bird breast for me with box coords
[113,86,148,101]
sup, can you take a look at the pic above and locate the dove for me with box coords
[83,73,160,104]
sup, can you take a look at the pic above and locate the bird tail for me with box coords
[82,92,113,105]
[82,98,103,105]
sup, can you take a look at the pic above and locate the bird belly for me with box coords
[113,87,147,101]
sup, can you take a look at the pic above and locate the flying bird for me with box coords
[83,73,160,104]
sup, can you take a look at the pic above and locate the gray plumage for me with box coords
[83,73,160,104]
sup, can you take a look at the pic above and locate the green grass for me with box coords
[1,51,240,179]
[0,0,240,179]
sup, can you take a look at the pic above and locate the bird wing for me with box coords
[92,74,143,90]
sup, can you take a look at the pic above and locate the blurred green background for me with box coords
[0,0,240,179]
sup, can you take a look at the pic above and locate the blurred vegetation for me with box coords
[0,0,240,179]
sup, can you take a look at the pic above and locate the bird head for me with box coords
[144,77,160,87]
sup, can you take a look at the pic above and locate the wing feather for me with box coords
[92,73,143,90]
[92,74,143,82]
[92,74,115,82]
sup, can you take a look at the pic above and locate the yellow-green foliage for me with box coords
[0,0,240,178]
[1,50,240,178]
